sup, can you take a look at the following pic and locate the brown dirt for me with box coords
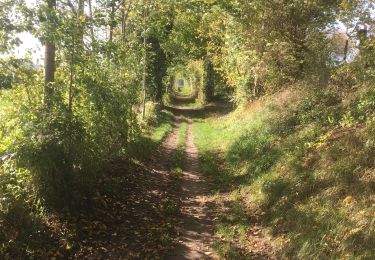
[41,116,183,259]
[165,116,220,260]
[70,156,180,259]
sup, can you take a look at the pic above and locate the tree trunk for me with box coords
[88,0,95,43]
[203,58,214,102]
[68,38,75,113]
[121,1,131,42]
[343,39,349,63]
[141,3,148,119]
[141,34,147,120]
[254,73,258,97]
[44,42,55,86]
[44,0,56,107]
[109,4,115,42]
[78,0,85,45]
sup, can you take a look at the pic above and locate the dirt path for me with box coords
[166,115,219,260]
[156,115,180,169]
[67,114,183,259]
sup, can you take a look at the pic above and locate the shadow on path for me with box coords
[164,95,228,259]
[166,95,233,119]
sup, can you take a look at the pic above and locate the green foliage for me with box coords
[184,0,343,105]
[0,157,56,258]
[298,88,342,126]
[0,72,13,89]
[150,110,174,142]
[128,109,173,161]
[1,0,375,258]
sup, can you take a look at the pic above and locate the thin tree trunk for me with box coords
[69,40,75,113]
[142,34,147,119]
[78,0,85,45]
[44,42,56,86]
[88,0,95,43]
[254,73,258,97]
[204,58,214,102]
[343,39,349,63]
[141,3,148,119]
[121,1,131,42]
[44,0,56,107]
[68,65,74,112]
[109,4,115,42]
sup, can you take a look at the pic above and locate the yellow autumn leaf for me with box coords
[66,243,72,250]
[78,15,86,24]
[343,195,353,204]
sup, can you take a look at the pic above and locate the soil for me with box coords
[165,114,219,260]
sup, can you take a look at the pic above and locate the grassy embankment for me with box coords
[128,109,174,161]
[150,110,174,143]
[193,86,375,259]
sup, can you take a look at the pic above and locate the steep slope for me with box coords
[193,86,375,259]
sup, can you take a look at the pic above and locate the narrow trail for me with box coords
[169,118,219,259]
[156,115,180,170]
[165,98,219,259]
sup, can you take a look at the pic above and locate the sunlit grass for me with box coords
[172,120,188,168]
[151,110,173,142]
[130,109,173,161]
[192,89,375,259]
[178,86,193,97]
[177,121,188,149]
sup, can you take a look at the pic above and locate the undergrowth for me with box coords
[128,109,173,161]
[193,85,375,259]
[0,87,173,258]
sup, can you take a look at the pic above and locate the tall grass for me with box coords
[193,87,375,259]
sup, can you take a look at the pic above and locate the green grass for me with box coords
[129,109,173,161]
[192,88,375,259]
[184,101,203,109]
[172,119,188,174]
[151,110,174,142]
[177,121,188,149]
[178,86,193,97]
